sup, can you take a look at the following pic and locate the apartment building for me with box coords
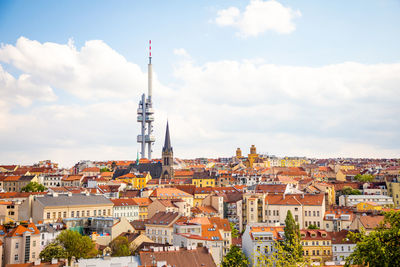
[111,198,140,221]
[242,223,284,267]
[3,175,38,192]
[4,223,41,265]
[29,193,113,223]
[331,230,356,264]
[300,229,332,263]
[264,193,326,229]
[338,194,394,207]
[145,211,181,244]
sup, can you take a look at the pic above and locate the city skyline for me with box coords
[1,0,400,167]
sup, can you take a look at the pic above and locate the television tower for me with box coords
[137,40,155,159]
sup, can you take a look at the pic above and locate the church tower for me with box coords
[161,121,174,178]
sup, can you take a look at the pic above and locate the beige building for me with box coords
[264,193,326,229]
[147,199,191,218]
[61,175,84,187]
[3,175,38,192]
[145,211,181,244]
[29,193,113,223]
[149,188,194,208]
[3,223,41,265]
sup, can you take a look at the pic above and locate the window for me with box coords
[103,209,106,215]
[317,221,320,227]
[63,211,67,218]
[94,210,97,216]
[33,240,36,247]
[317,250,320,255]
[71,211,74,217]
[313,211,316,217]
[46,212,50,219]
[317,211,320,217]
[87,210,90,216]
[15,242,19,249]
[295,207,298,211]
[14,254,19,261]
[53,212,56,218]
[312,250,315,256]
[32,252,35,258]
[58,212,61,218]
[77,211,80,217]
[295,215,298,221]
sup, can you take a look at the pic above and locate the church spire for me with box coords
[163,121,172,153]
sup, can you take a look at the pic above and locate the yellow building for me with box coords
[280,157,309,167]
[192,172,215,188]
[247,145,259,168]
[116,172,152,189]
[387,180,400,208]
[301,230,332,263]
[356,201,382,211]
[132,197,153,220]
[236,148,242,158]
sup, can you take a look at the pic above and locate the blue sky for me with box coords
[0,0,399,166]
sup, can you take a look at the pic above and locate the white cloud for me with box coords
[0,37,399,167]
[215,0,301,37]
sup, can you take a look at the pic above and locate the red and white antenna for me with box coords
[149,40,152,58]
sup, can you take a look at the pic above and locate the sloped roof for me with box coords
[140,247,216,267]
[35,194,112,207]
[265,193,324,206]
[6,223,40,237]
[146,211,180,226]
[359,215,384,229]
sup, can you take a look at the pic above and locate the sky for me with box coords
[0,0,399,167]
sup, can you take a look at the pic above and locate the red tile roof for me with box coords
[265,193,324,206]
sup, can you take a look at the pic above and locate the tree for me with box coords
[230,222,239,238]
[345,211,400,267]
[354,174,374,182]
[21,182,46,192]
[283,210,303,262]
[100,167,111,172]
[342,186,361,195]
[56,230,95,264]
[307,224,319,230]
[221,245,249,267]
[110,236,131,257]
[262,240,310,267]
[39,243,66,262]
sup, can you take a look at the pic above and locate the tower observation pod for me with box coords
[137,40,155,159]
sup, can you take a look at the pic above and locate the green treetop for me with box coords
[221,245,249,267]
[21,182,46,192]
[345,211,400,267]
[110,236,131,257]
[283,210,303,261]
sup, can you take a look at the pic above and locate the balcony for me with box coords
[145,115,154,122]
[137,115,143,122]
[145,108,154,114]
[137,135,155,143]
[137,108,143,114]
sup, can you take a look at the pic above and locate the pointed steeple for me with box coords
[163,121,173,153]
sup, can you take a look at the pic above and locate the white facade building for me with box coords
[339,194,394,207]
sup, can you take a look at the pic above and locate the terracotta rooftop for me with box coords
[146,211,180,226]
[300,229,332,240]
[6,223,40,237]
[265,193,324,206]
[131,197,152,206]
[359,215,384,229]
[140,246,216,267]
[150,188,192,198]
[111,198,139,206]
